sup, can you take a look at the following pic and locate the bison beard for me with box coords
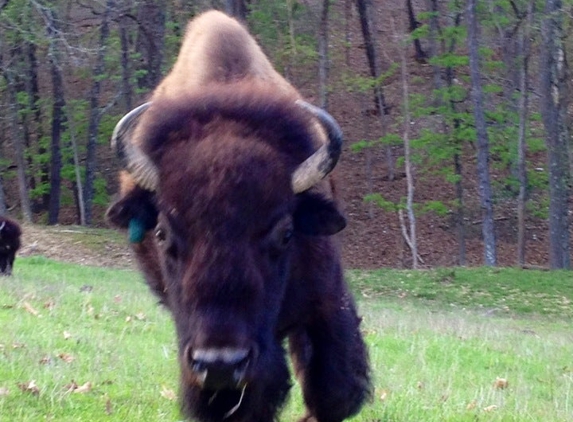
[107,10,371,422]
[0,216,22,276]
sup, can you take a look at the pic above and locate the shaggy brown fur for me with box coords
[107,10,370,422]
[0,216,21,276]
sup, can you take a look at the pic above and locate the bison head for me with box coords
[107,88,346,419]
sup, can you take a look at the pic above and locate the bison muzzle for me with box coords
[107,10,371,422]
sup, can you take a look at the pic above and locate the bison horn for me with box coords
[111,102,159,191]
[113,100,342,194]
[292,100,343,193]
[0,221,5,232]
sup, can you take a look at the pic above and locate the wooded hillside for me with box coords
[0,0,570,269]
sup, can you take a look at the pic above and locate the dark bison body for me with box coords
[107,11,370,422]
[0,216,22,276]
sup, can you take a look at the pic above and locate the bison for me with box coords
[0,215,22,276]
[107,10,371,422]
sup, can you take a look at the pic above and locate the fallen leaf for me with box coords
[125,316,132,322]
[64,381,78,393]
[18,380,40,396]
[12,342,25,349]
[105,397,113,415]
[44,300,56,310]
[483,405,498,412]
[73,382,92,394]
[63,331,72,340]
[0,387,9,396]
[39,356,52,365]
[114,295,122,303]
[135,312,146,320]
[466,400,477,410]
[160,385,177,401]
[493,377,508,389]
[23,302,39,317]
[417,381,424,390]
[58,353,75,363]
[379,389,388,401]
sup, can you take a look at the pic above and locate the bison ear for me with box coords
[106,187,158,242]
[293,192,346,236]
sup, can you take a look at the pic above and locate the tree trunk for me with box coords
[540,0,571,269]
[344,0,353,66]
[453,153,466,265]
[427,1,467,265]
[46,8,65,225]
[355,0,394,180]
[0,178,6,215]
[84,0,113,225]
[135,0,166,90]
[120,22,133,112]
[6,73,33,223]
[425,0,442,93]
[517,1,534,266]
[397,16,418,269]
[24,38,48,212]
[467,0,497,266]
[225,0,248,21]
[318,0,330,109]
[406,0,426,62]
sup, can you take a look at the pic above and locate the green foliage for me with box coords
[92,177,109,206]
[364,193,398,212]
[528,195,549,219]
[420,200,450,217]
[248,0,316,72]
[343,63,399,94]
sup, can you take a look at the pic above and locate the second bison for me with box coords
[0,216,21,276]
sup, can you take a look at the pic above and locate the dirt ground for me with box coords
[18,224,134,269]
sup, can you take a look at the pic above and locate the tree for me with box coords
[395,14,418,268]
[355,0,394,180]
[467,0,497,266]
[516,0,535,266]
[226,0,248,21]
[41,5,66,225]
[415,0,469,265]
[406,0,426,62]
[84,0,114,225]
[318,0,330,109]
[540,0,570,269]
[135,0,166,91]
[5,72,33,223]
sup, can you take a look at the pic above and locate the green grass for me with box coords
[1,258,572,421]
[349,267,573,319]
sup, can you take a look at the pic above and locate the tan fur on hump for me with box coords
[152,11,297,100]
[118,171,137,195]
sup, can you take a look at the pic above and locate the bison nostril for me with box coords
[186,346,252,390]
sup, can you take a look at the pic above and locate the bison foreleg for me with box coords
[290,301,371,422]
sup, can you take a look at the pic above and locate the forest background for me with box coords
[0,0,571,270]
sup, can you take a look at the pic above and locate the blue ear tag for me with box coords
[128,218,146,243]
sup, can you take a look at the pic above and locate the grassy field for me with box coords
[1,257,572,421]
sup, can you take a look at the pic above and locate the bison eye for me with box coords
[267,217,294,253]
[155,227,167,242]
[281,228,294,247]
